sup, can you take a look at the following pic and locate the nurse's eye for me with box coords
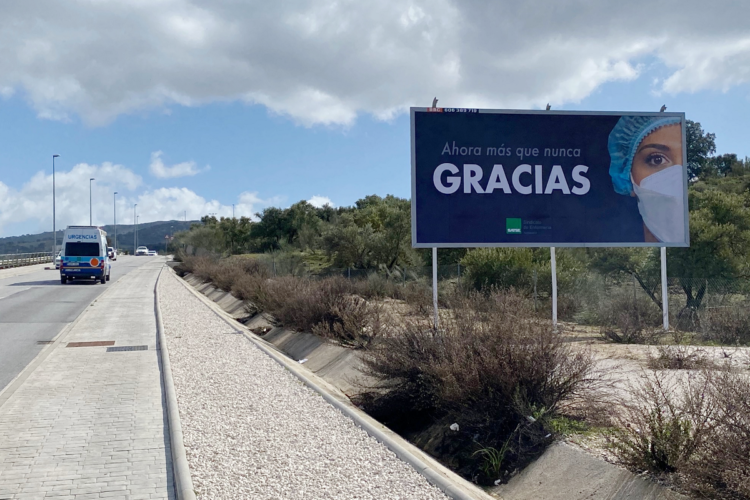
[646,153,671,167]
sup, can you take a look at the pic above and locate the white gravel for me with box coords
[158,270,450,500]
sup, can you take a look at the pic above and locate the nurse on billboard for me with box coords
[608,115,686,244]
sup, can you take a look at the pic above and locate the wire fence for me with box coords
[251,253,750,330]
[0,252,54,269]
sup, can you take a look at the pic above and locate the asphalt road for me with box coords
[0,255,156,392]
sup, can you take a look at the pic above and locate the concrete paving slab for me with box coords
[0,260,174,499]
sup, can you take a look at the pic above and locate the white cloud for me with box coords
[149,150,207,178]
[0,162,279,237]
[0,1,748,126]
[307,195,334,208]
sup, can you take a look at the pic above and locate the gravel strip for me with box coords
[159,271,450,500]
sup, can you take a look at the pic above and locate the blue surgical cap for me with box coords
[608,115,682,195]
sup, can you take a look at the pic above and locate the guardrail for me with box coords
[0,252,54,269]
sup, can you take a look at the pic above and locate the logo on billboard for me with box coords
[506,218,522,234]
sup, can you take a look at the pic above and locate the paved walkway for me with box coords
[0,261,173,500]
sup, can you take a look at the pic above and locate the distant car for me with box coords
[148,250,158,256]
[135,246,149,256]
[55,251,62,269]
[107,247,117,261]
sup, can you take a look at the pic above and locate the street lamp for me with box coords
[113,192,118,251]
[89,178,95,225]
[52,155,60,253]
[133,204,137,252]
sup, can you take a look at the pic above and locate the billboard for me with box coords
[411,108,689,248]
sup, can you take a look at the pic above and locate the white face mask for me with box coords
[631,165,686,243]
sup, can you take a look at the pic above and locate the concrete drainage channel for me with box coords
[172,269,690,500]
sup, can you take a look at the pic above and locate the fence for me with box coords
[251,253,750,331]
[0,252,54,270]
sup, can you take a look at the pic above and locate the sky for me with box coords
[1,0,749,237]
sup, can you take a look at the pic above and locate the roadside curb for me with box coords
[167,267,494,500]
[155,266,197,500]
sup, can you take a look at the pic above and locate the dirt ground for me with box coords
[556,321,750,466]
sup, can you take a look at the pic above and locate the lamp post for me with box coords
[133,204,137,253]
[52,155,60,253]
[113,192,118,251]
[89,178,95,225]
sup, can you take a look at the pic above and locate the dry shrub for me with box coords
[648,345,713,370]
[351,273,400,299]
[311,295,389,348]
[586,287,663,341]
[600,307,662,344]
[358,291,596,483]
[609,371,718,475]
[685,370,750,499]
[250,276,354,333]
[175,255,213,278]
[401,282,432,315]
[699,307,750,345]
[610,369,750,499]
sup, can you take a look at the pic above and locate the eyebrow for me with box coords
[637,143,671,154]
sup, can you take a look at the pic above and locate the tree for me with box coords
[668,189,750,312]
[686,120,717,180]
[587,248,662,308]
[321,213,377,268]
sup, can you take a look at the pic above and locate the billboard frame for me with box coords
[410,107,689,248]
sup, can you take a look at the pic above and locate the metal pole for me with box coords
[551,247,558,327]
[432,247,438,330]
[661,247,669,331]
[52,155,59,253]
[133,204,137,252]
[533,268,538,311]
[89,178,95,225]
[114,192,118,250]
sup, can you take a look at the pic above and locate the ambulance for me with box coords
[59,226,112,284]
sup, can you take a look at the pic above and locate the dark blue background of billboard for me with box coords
[414,112,644,245]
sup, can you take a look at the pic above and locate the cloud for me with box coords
[0,162,279,237]
[307,195,334,208]
[149,150,207,178]
[1,1,748,126]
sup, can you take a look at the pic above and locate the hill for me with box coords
[0,220,196,255]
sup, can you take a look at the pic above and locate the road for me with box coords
[0,255,155,392]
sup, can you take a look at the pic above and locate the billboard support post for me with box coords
[661,247,669,331]
[551,247,558,328]
[432,247,439,330]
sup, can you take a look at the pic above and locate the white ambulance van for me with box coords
[59,226,112,284]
